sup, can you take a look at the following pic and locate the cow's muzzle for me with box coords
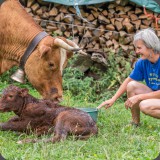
[42,87,63,103]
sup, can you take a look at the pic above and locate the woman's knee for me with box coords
[127,81,138,91]
[127,81,139,96]
[127,81,152,96]
[139,101,151,114]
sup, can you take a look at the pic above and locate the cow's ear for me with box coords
[20,88,29,97]
[39,45,51,58]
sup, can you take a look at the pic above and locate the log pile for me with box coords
[20,0,160,78]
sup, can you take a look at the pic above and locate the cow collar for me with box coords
[0,0,5,5]
[20,31,48,70]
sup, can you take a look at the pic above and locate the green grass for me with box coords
[0,85,159,160]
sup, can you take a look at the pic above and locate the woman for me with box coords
[97,28,160,126]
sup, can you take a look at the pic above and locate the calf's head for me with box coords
[0,85,28,113]
[24,37,80,102]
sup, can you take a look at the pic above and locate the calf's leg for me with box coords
[44,120,69,143]
[0,121,28,132]
[17,120,69,144]
[17,129,68,144]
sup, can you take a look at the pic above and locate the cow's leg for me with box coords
[0,121,28,132]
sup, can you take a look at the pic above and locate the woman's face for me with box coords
[134,40,152,60]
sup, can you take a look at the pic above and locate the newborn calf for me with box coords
[0,85,98,143]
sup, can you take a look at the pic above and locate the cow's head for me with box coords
[24,36,82,102]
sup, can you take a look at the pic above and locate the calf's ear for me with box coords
[38,45,51,58]
[20,88,29,97]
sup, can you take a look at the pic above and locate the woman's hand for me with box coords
[125,95,142,109]
[97,98,115,109]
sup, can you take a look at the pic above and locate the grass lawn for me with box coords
[0,85,159,160]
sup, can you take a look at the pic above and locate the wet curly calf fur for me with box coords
[0,85,98,143]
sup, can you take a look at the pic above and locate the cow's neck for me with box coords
[0,0,42,72]
[20,31,48,70]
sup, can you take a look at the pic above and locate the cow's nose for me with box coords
[53,97,63,104]
[50,87,58,94]
[57,97,63,102]
[49,87,63,102]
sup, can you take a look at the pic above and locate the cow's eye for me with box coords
[48,62,54,68]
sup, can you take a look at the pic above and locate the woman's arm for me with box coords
[97,77,133,109]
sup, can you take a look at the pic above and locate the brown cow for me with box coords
[0,0,86,102]
[0,85,98,143]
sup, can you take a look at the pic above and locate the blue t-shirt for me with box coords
[129,58,160,91]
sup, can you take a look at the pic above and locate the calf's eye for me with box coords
[8,95,13,98]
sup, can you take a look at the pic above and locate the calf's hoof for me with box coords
[17,138,38,144]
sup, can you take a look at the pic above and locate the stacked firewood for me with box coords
[20,0,160,75]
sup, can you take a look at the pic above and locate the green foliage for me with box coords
[62,51,132,102]
[63,67,95,102]
[106,51,132,86]
[0,67,17,84]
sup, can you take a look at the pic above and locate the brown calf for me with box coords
[0,85,98,143]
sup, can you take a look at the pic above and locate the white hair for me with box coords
[133,28,160,54]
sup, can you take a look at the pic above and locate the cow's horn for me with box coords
[11,69,25,83]
[54,38,81,51]
[66,39,87,55]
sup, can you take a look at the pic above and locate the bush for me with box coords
[62,51,132,102]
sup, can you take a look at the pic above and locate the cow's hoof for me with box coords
[17,140,23,144]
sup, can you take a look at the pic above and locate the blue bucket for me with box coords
[77,108,98,122]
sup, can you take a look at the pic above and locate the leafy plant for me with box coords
[62,50,132,102]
